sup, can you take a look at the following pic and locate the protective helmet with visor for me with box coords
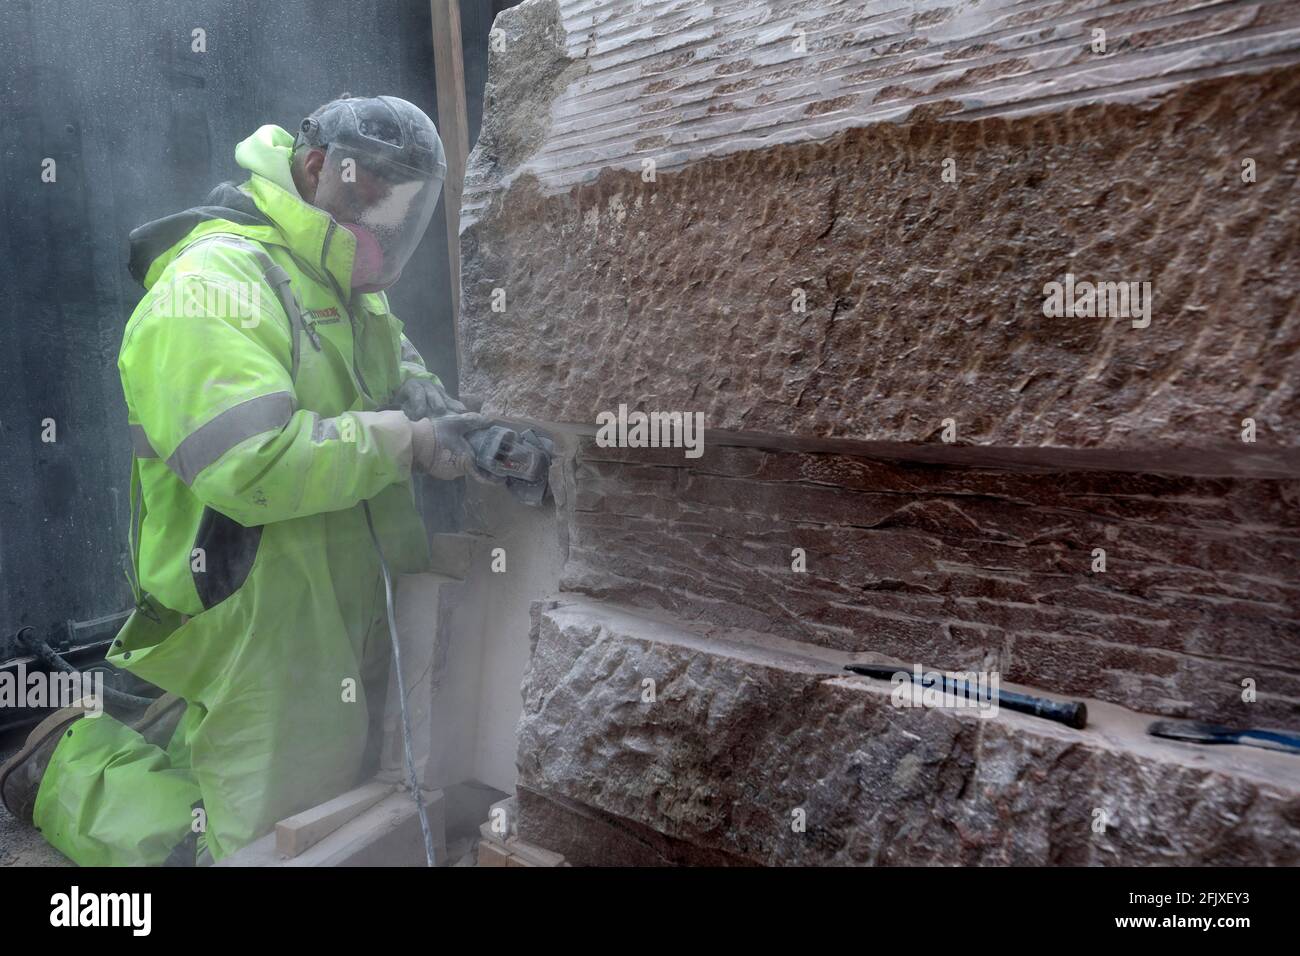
[295,95,446,293]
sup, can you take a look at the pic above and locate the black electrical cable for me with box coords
[12,626,157,710]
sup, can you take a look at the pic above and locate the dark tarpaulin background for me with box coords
[0,0,516,660]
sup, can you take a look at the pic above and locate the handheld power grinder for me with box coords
[465,424,554,505]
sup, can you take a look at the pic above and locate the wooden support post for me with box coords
[430,0,469,358]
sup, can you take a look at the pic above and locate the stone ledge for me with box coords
[517,597,1300,865]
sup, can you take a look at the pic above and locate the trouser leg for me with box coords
[33,712,201,867]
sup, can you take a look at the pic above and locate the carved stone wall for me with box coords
[461,0,1300,865]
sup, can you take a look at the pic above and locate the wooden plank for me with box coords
[217,790,446,867]
[430,0,470,355]
[274,781,395,858]
[307,791,446,867]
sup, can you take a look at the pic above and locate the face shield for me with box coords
[297,96,446,293]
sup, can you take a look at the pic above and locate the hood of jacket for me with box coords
[127,125,362,298]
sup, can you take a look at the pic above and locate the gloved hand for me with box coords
[410,413,496,482]
[394,378,466,421]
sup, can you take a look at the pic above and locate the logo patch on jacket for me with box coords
[306,307,341,324]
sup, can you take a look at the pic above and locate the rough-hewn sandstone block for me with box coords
[465,0,1300,203]
[462,1,1300,458]
[559,438,1300,724]
[518,599,1300,865]
[466,0,1300,866]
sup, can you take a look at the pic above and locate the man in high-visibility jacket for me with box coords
[0,95,487,865]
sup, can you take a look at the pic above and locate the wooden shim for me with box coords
[500,837,566,868]
[477,840,522,867]
[477,831,567,868]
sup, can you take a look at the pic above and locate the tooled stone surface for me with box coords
[464,0,1300,206]
[462,69,1300,453]
[517,599,1300,865]
[561,439,1300,725]
[474,2,1300,866]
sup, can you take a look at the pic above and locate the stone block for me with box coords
[516,599,1300,865]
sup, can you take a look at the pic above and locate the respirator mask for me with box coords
[295,95,446,293]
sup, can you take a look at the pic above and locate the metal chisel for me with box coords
[1148,720,1300,755]
[843,662,1088,730]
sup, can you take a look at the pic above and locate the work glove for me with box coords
[410,413,496,483]
[394,378,466,421]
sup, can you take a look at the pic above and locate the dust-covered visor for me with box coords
[314,142,443,290]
